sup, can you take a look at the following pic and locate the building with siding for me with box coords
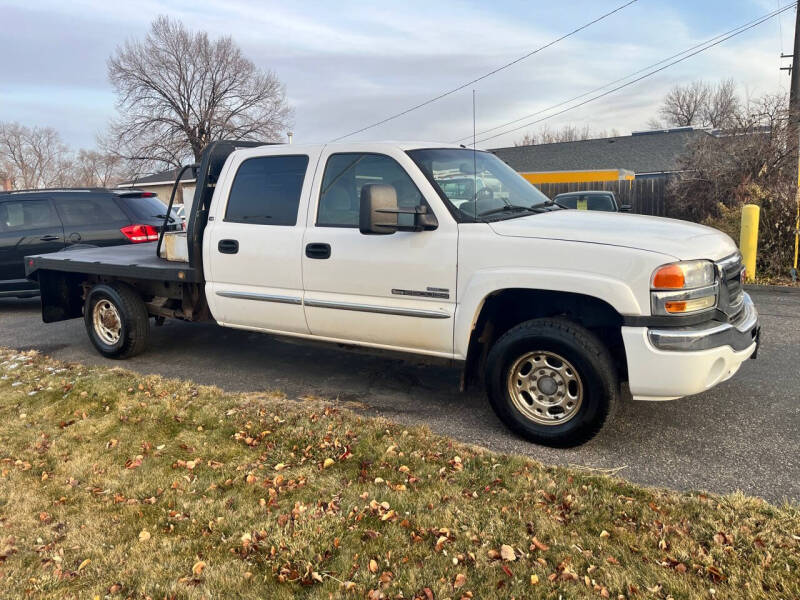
[490,127,710,180]
[490,127,712,215]
[117,168,196,207]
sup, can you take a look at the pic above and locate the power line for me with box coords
[453,6,795,143]
[472,2,797,145]
[328,0,639,142]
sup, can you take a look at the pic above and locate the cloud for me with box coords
[0,0,791,151]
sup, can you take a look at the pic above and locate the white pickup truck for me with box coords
[25,140,760,447]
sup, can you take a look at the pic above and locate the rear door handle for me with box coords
[40,235,60,242]
[218,239,239,254]
[305,243,331,259]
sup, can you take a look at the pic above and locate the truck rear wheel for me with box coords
[485,318,617,448]
[84,282,150,359]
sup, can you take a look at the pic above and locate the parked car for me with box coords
[553,190,631,212]
[0,188,180,298]
[172,204,186,222]
[26,141,759,447]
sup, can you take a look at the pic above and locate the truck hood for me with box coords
[487,210,738,261]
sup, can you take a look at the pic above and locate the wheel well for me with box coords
[463,289,627,389]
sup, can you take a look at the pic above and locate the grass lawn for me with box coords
[0,347,797,599]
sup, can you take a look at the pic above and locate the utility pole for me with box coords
[788,3,800,280]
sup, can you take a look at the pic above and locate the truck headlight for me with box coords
[650,260,717,315]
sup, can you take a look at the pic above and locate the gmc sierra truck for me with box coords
[25,140,760,447]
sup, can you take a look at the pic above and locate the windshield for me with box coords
[556,193,617,212]
[407,148,551,220]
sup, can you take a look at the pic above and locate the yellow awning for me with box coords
[520,169,635,184]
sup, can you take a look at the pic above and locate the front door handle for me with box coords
[305,243,331,259]
[40,235,60,242]
[218,239,239,254]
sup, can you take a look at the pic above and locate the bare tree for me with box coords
[106,15,293,170]
[514,124,607,146]
[702,79,739,129]
[668,92,796,275]
[0,122,74,189]
[67,149,135,187]
[659,80,710,127]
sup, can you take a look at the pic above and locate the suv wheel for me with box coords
[84,282,150,359]
[485,318,617,447]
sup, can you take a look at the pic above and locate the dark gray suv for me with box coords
[0,188,180,298]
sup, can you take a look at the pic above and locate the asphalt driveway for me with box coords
[1,287,797,503]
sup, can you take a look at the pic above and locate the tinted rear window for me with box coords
[53,196,128,225]
[117,194,171,221]
[225,155,309,226]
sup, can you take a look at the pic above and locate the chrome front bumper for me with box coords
[647,292,760,353]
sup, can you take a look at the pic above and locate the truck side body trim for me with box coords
[303,298,450,319]
[215,290,302,305]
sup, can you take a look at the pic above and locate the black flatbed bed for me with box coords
[25,243,200,283]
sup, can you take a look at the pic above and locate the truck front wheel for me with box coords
[84,282,150,359]
[485,318,617,447]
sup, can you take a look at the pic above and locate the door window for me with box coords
[225,155,309,226]
[0,199,61,231]
[53,196,127,225]
[317,153,426,228]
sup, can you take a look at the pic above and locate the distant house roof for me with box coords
[490,127,711,175]
[118,168,196,188]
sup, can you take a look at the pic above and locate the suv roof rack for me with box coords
[0,187,110,195]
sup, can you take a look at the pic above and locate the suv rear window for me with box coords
[117,194,171,222]
[53,196,128,225]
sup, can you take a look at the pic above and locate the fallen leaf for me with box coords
[500,544,516,561]
[274,463,287,471]
[125,455,143,469]
[531,537,549,551]
[530,574,539,585]
[323,458,335,469]
[192,561,206,576]
[369,559,379,573]
[78,558,91,571]
[138,530,151,542]
[454,573,467,588]
[599,530,610,538]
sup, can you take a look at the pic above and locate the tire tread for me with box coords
[486,318,618,447]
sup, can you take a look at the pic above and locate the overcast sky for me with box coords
[0,0,794,154]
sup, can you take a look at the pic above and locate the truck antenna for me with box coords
[473,89,478,204]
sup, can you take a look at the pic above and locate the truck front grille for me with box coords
[716,253,744,320]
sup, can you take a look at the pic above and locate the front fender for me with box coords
[454,268,643,358]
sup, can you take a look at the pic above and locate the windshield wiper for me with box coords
[540,199,570,210]
[478,204,547,217]
[153,213,175,223]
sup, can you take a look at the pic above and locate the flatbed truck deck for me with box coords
[26,243,199,283]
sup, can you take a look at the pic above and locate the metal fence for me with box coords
[534,178,667,216]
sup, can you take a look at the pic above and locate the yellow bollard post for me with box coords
[739,204,760,282]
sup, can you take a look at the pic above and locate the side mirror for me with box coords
[359,184,438,235]
[620,204,632,212]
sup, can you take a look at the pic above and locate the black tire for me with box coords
[84,282,150,359]
[485,318,617,448]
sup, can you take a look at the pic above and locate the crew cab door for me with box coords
[301,148,457,357]
[204,148,316,334]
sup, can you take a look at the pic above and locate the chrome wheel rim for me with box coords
[93,299,121,345]
[507,351,583,426]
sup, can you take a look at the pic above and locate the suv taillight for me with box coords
[120,224,159,243]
